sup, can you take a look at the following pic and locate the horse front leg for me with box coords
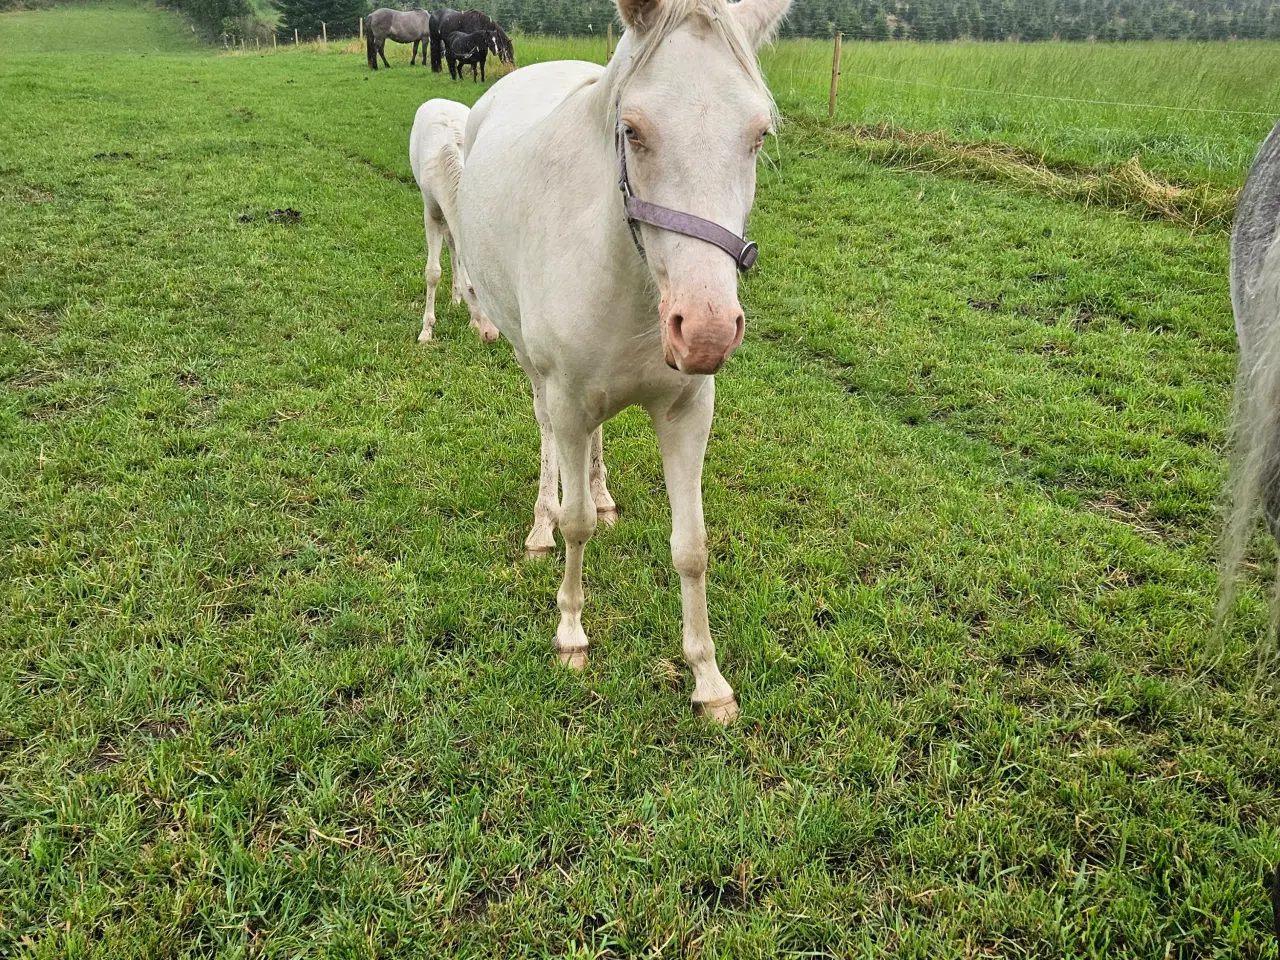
[379,41,391,68]
[548,389,595,669]
[411,40,418,64]
[650,380,737,722]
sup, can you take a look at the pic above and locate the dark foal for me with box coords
[445,29,498,81]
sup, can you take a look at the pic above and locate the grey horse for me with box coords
[365,7,433,69]
[1222,119,1280,616]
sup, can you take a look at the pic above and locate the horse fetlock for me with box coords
[524,519,557,558]
[554,614,589,669]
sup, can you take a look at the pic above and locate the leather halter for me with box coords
[615,115,759,272]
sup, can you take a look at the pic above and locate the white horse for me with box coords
[457,0,789,721]
[408,99,498,344]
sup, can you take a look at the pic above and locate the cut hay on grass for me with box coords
[816,120,1239,230]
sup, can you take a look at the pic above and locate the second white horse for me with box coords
[408,99,498,344]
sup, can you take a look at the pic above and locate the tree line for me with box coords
[169,0,1280,43]
[490,0,1280,40]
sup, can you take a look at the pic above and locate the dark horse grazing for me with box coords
[445,29,498,81]
[365,7,432,69]
[429,9,513,73]
[1222,119,1280,624]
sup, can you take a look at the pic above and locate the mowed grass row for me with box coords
[3,5,1280,957]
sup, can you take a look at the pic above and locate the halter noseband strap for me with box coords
[615,115,758,272]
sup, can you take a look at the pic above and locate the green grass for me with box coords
[0,0,202,54]
[764,39,1280,188]
[3,3,1280,957]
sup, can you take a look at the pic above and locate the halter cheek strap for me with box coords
[615,115,759,272]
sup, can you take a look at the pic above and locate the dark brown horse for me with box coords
[429,9,513,72]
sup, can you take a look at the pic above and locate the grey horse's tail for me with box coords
[366,19,377,69]
[1220,237,1280,630]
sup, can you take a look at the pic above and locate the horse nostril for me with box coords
[669,313,685,350]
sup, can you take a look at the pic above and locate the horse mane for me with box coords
[433,138,465,194]
[606,0,774,127]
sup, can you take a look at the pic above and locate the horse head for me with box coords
[612,0,789,375]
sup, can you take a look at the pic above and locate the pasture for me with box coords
[3,2,1280,956]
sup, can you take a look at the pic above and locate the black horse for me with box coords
[445,28,498,81]
[429,9,513,72]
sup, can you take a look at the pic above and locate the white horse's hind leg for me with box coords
[590,426,617,526]
[651,381,737,722]
[548,392,595,669]
[446,231,499,344]
[419,210,444,343]
[517,352,559,559]
[445,232,465,305]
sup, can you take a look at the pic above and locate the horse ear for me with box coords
[615,0,661,32]
[729,0,792,47]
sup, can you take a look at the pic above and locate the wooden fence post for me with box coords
[294,28,299,45]
[255,37,260,50]
[828,31,842,119]
[606,23,613,62]
[322,21,327,43]
[359,17,363,40]
[272,33,277,48]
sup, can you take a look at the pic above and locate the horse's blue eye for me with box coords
[625,127,639,143]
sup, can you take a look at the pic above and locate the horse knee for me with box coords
[559,501,597,545]
[671,538,707,579]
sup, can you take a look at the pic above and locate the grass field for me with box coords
[4,2,1280,956]
[769,40,1280,188]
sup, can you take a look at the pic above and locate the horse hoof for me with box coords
[524,546,552,561]
[417,330,433,343]
[692,695,739,724]
[557,646,588,670]
[596,506,618,527]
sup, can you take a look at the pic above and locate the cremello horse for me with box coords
[408,99,498,344]
[458,0,789,721]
